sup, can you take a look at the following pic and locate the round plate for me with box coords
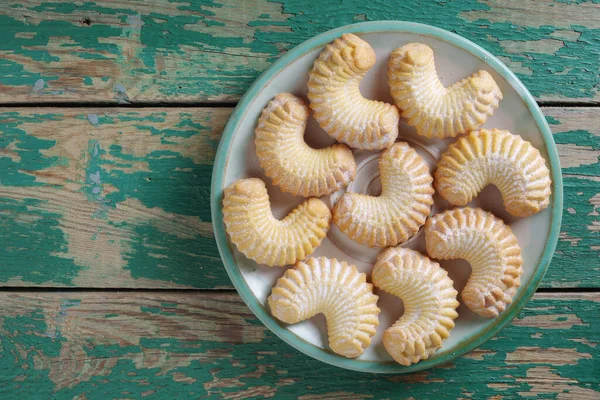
[211,21,563,373]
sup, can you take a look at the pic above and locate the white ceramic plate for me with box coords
[211,21,563,373]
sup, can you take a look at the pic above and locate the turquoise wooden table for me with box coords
[0,1,599,398]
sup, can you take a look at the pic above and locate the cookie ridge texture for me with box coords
[435,129,552,217]
[425,207,523,318]
[388,43,502,138]
[268,257,380,358]
[255,93,357,197]
[333,142,434,247]
[308,33,400,150]
[222,178,331,267]
[372,247,459,366]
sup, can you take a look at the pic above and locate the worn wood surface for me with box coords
[0,0,599,104]
[1,1,599,398]
[0,107,598,289]
[0,291,598,399]
[0,107,225,288]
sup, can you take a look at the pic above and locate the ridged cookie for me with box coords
[425,207,523,318]
[308,33,400,150]
[255,93,357,197]
[268,257,380,358]
[389,43,502,138]
[333,142,434,247]
[222,178,331,267]
[372,247,459,366]
[435,129,552,217]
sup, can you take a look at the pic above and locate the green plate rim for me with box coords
[210,21,563,374]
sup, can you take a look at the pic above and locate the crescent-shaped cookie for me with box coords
[425,207,523,318]
[268,257,380,358]
[333,142,434,247]
[388,43,503,138]
[372,247,459,366]
[435,129,552,217]
[255,93,357,197]
[308,33,400,150]
[222,178,331,267]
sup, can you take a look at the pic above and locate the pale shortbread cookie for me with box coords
[425,207,523,318]
[372,247,459,366]
[255,93,356,197]
[268,257,380,358]
[389,43,502,138]
[435,129,552,217]
[333,142,434,247]
[222,178,331,267]
[308,33,400,150]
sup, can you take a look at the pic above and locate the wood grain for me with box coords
[1,2,598,398]
[0,0,598,104]
[0,291,597,399]
[1,107,598,289]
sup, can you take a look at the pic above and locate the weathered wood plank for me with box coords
[0,291,597,398]
[543,107,600,288]
[0,107,598,288]
[0,108,228,288]
[0,0,598,104]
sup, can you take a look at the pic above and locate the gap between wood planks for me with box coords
[0,287,596,293]
[0,101,598,108]
[0,101,240,108]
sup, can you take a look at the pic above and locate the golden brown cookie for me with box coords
[268,257,380,358]
[389,43,502,138]
[425,207,523,318]
[255,93,357,197]
[435,129,552,217]
[372,247,459,366]
[308,33,400,150]
[222,178,331,267]
[333,142,434,247]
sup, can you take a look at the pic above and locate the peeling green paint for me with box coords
[0,110,226,288]
[0,309,62,395]
[0,59,58,87]
[0,1,597,397]
[124,224,221,286]
[554,176,600,285]
[0,108,597,288]
[0,112,63,186]
[554,129,600,176]
[0,294,597,398]
[0,0,596,102]
[0,198,79,285]
[0,13,121,91]
[258,0,599,101]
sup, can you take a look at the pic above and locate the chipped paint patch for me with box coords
[516,366,600,399]
[568,338,598,349]
[0,0,598,102]
[87,113,99,126]
[32,78,45,92]
[0,109,226,288]
[513,313,585,329]
[505,346,592,365]
[461,0,600,29]
[0,293,598,398]
[499,39,565,54]
[557,144,600,169]
[550,29,582,42]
